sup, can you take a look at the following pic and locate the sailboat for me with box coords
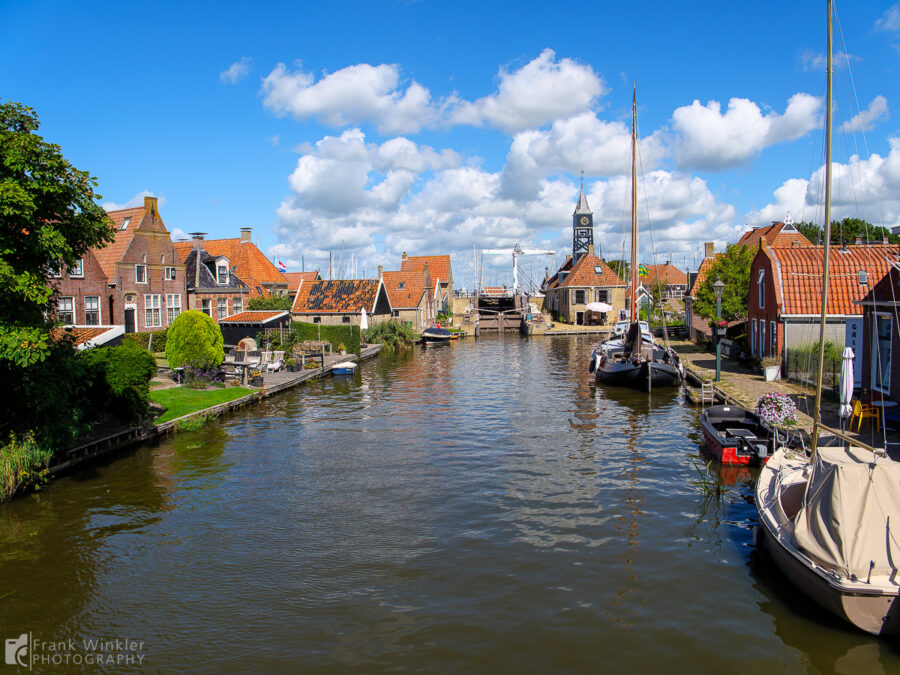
[590,89,682,391]
[755,0,900,637]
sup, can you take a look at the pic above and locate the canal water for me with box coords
[1,335,898,673]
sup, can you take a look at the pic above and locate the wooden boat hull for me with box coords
[756,452,900,637]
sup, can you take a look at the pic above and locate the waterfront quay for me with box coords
[2,335,898,673]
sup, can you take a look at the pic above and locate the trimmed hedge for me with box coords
[123,328,168,352]
[292,322,361,355]
[79,342,158,421]
[165,310,224,369]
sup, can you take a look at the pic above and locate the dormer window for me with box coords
[119,217,131,230]
[594,265,603,274]
[859,270,869,285]
[217,265,228,284]
[398,282,405,289]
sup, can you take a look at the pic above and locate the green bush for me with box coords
[80,342,157,421]
[248,295,292,311]
[364,320,417,351]
[123,328,168,352]
[165,310,224,369]
[0,432,53,501]
[292,322,361,355]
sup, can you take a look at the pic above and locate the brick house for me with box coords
[285,271,321,303]
[381,268,436,331]
[748,241,897,361]
[684,242,722,342]
[181,233,251,320]
[54,196,186,333]
[736,220,812,249]
[643,261,688,299]
[174,227,288,300]
[543,246,626,324]
[291,279,392,326]
[857,267,900,402]
[400,253,452,312]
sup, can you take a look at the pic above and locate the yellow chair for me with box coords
[850,400,881,432]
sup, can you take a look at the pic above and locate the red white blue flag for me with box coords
[278,260,287,273]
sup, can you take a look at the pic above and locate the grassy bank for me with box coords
[1,434,54,501]
[150,387,252,423]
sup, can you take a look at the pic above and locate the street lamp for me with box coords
[714,277,725,383]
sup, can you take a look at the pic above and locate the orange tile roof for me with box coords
[768,245,897,315]
[292,279,382,313]
[687,254,724,297]
[284,271,320,293]
[174,239,287,297]
[400,255,450,285]
[382,270,427,308]
[738,222,812,249]
[50,326,110,344]
[220,310,288,323]
[643,262,687,286]
[93,207,144,279]
[555,253,625,288]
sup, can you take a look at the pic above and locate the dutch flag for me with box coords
[278,260,287,273]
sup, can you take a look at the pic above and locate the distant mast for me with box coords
[630,86,638,323]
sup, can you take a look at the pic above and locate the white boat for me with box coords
[755,0,900,638]
[332,361,357,375]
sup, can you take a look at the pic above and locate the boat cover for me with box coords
[794,446,900,579]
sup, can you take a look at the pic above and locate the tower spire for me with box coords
[572,171,594,262]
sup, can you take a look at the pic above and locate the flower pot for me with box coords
[250,375,264,387]
[763,365,781,382]
[714,327,727,337]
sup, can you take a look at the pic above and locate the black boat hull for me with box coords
[594,359,680,391]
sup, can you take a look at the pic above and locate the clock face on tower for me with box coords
[579,216,590,226]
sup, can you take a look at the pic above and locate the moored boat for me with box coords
[332,361,357,375]
[700,404,790,465]
[422,327,452,344]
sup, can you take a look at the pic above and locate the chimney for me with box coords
[377,265,383,279]
[144,195,158,217]
[402,251,408,261]
[240,227,252,243]
[704,242,715,259]
[190,232,206,251]
[884,236,890,245]
[665,260,671,266]
[588,243,594,255]
[855,236,863,245]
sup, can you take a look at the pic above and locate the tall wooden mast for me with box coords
[812,0,834,452]
[630,86,638,322]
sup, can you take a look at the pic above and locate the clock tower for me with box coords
[572,174,594,262]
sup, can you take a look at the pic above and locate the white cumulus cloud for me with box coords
[876,3,900,32]
[840,95,889,133]
[220,57,252,84]
[102,190,166,212]
[671,93,821,170]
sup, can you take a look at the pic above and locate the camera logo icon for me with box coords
[4,633,29,668]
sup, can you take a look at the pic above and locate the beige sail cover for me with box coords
[794,446,900,579]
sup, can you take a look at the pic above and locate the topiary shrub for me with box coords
[165,310,224,370]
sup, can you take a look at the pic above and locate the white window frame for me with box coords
[84,296,100,325]
[58,296,75,324]
[757,269,765,309]
[164,266,176,281]
[135,264,147,284]
[166,294,182,324]
[750,319,756,356]
[119,217,131,231]
[217,298,228,320]
[873,312,892,394]
[232,298,243,315]
[144,294,161,328]
[69,258,84,277]
[201,299,211,316]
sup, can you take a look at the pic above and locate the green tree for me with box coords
[165,310,224,369]
[796,218,897,246]
[605,259,630,281]
[0,100,113,367]
[247,294,292,311]
[692,243,756,322]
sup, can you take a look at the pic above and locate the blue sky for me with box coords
[3,0,900,288]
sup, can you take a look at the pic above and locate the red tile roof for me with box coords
[291,279,382,313]
[738,222,812,249]
[767,245,897,315]
[93,207,144,279]
[400,255,450,285]
[554,253,625,288]
[643,262,687,286]
[174,239,287,297]
[219,311,288,323]
[49,326,123,348]
[687,254,724,297]
[284,271,320,293]
[382,270,427,308]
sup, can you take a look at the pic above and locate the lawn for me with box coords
[150,387,252,423]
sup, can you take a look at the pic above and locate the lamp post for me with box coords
[714,277,725,383]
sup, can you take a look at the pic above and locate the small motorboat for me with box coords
[332,361,357,375]
[700,404,798,465]
[422,326,452,344]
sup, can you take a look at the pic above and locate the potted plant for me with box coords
[755,392,797,429]
[710,319,728,337]
[249,369,263,387]
[337,343,347,355]
[761,355,781,382]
